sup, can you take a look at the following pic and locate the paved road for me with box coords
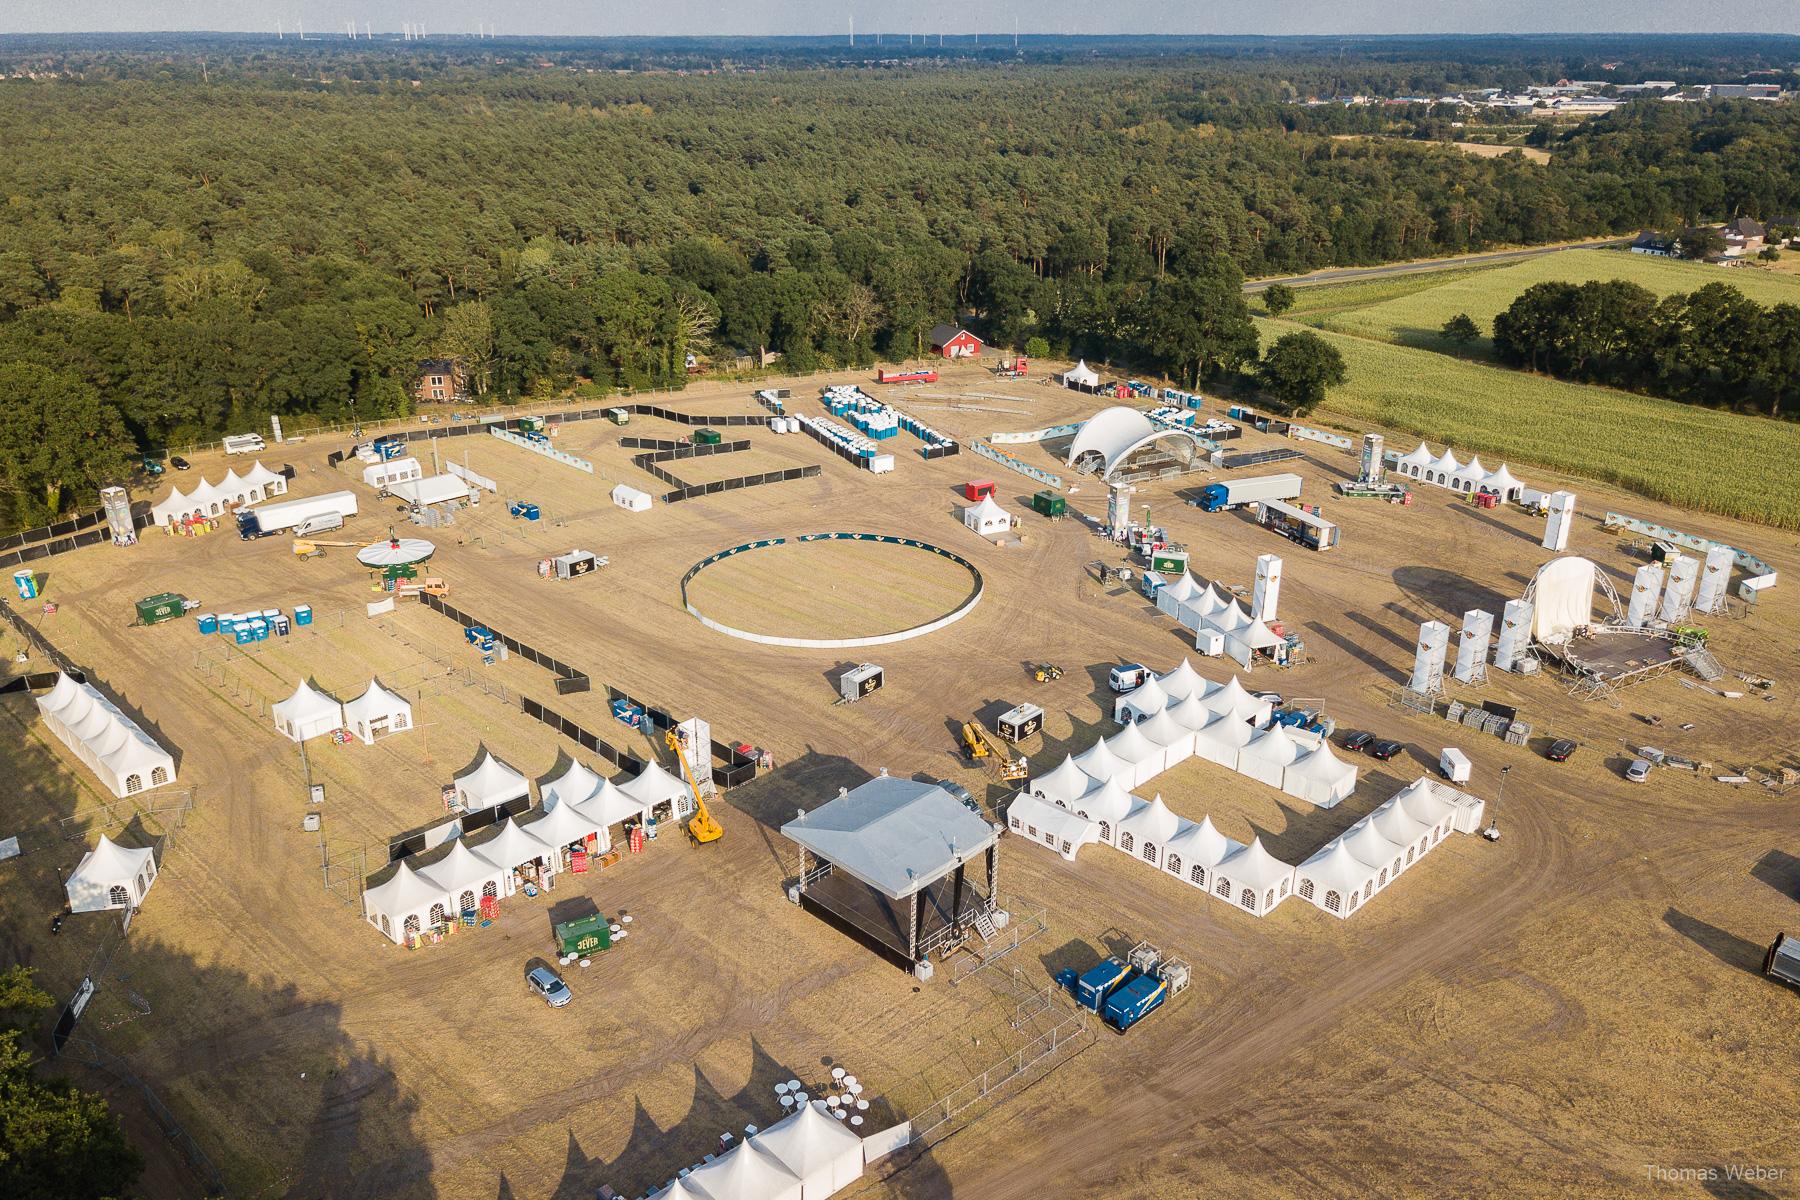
[1243,238,1627,292]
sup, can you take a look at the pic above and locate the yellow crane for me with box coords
[664,728,723,846]
[959,720,1029,782]
[291,538,361,558]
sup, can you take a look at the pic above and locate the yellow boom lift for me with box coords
[664,728,723,845]
[960,720,1029,782]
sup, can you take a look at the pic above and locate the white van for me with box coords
[224,433,267,455]
[294,513,345,537]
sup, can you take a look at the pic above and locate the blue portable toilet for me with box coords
[196,613,218,635]
[13,569,38,600]
[522,504,540,521]
[275,616,291,637]
[233,626,255,645]
[295,605,313,627]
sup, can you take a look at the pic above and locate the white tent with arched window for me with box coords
[272,680,344,743]
[1006,792,1100,861]
[242,460,287,499]
[343,679,412,745]
[1031,755,1098,807]
[1282,742,1358,809]
[1203,676,1273,727]
[1373,801,1435,867]
[1070,777,1135,845]
[1481,464,1524,501]
[962,495,1013,538]
[37,673,176,798]
[1062,360,1100,389]
[454,747,530,811]
[1114,675,1168,724]
[619,760,694,821]
[151,484,198,526]
[66,834,157,913]
[1164,815,1242,891]
[1213,837,1295,915]
[1397,442,1434,477]
[470,819,556,891]
[420,840,509,915]
[1155,574,1204,621]
[362,860,449,945]
[1117,795,1182,868]
[1342,820,1406,894]
[1295,839,1376,919]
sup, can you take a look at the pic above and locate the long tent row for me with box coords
[271,678,414,746]
[363,751,696,945]
[35,672,176,798]
[1292,779,1484,918]
[150,461,287,526]
[1154,574,1284,669]
[1109,661,1358,808]
[1390,443,1531,502]
[645,1097,870,1200]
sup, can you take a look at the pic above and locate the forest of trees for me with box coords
[1492,279,1800,417]
[3,38,1800,528]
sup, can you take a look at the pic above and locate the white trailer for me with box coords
[238,490,358,539]
[224,433,267,455]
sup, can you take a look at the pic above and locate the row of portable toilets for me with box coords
[766,417,802,434]
[193,605,312,643]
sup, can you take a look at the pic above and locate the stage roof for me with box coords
[782,775,998,900]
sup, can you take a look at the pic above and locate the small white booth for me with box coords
[962,495,1013,538]
[1061,360,1100,390]
[66,834,157,913]
[453,747,531,812]
[343,679,412,745]
[272,680,345,743]
[612,484,654,512]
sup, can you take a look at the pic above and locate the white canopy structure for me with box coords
[1454,455,1488,493]
[1392,442,1531,498]
[1296,839,1378,918]
[1213,838,1295,915]
[363,457,424,488]
[1156,658,1210,704]
[272,680,344,743]
[1006,793,1102,861]
[1114,675,1168,724]
[539,759,605,811]
[1529,556,1600,644]
[1372,803,1434,868]
[66,834,157,913]
[1062,359,1100,389]
[1030,755,1098,807]
[1282,742,1358,809]
[36,673,176,797]
[523,797,610,856]
[612,484,653,512]
[1117,795,1182,867]
[1071,776,1135,834]
[1192,710,1256,767]
[1237,724,1305,788]
[647,1178,710,1200]
[388,474,471,508]
[683,1139,801,1200]
[1164,815,1242,889]
[1064,405,1208,482]
[343,679,412,745]
[1342,820,1406,889]
[454,747,530,811]
[420,840,509,912]
[1426,448,1462,486]
[1072,737,1126,787]
[619,760,694,820]
[750,1100,867,1200]
[1103,721,1161,787]
[577,777,651,833]
[362,860,449,944]
[1203,676,1273,727]
[962,495,1013,537]
[470,819,556,886]
[1481,464,1524,500]
[241,461,287,499]
[1136,708,1194,768]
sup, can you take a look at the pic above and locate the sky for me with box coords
[1,1,1792,37]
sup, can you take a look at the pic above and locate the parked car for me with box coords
[527,966,573,1008]
[170,456,191,471]
[1625,758,1653,783]
[1547,739,1577,762]
[935,779,977,811]
[1369,739,1404,761]
[1254,691,1284,707]
[1342,731,1376,753]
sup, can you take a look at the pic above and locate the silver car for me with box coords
[527,966,573,1007]
[1625,758,1653,783]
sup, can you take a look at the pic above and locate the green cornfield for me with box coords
[1261,316,1800,530]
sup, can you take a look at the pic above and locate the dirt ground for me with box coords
[2,360,1796,1200]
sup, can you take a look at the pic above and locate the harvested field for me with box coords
[683,538,979,642]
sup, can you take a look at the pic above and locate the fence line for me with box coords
[56,1035,225,1196]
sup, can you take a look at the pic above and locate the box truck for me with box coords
[1191,472,1303,513]
[236,491,358,539]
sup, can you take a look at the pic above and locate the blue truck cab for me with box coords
[1195,482,1231,513]
[1102,972,1168,1032]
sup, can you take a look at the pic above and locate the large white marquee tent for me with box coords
[150,461,287,525]
[36,673,176,797]
[66,834,158,913]
[1391,441,1530,500]
[748,1099,867,1199]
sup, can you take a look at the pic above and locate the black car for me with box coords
[170,455,191,471]
[1369,739,1404,761]
[1547,739,1577,762]
[1342,731,1377,753]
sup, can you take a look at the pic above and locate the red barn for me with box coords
[929,324,985,359]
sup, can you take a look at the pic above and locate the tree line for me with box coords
[1492,279,1800,418]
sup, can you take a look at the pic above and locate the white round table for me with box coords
[855,1099,869,1111]
[779,1094,793,1107]
[850,1116,863,1127]
[831,1067,845,1081]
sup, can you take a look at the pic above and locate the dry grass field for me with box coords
[2,360,1797,1200]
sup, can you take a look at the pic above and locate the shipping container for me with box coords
[135,592,190,625]
[1030,490,1067,517]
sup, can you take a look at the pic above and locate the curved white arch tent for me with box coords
[37,673,176,797]
[454,747,530,811]
[1064,406,1204,481]
[273,680,344,743]
[343,680,412,745]
[66,834,157,913]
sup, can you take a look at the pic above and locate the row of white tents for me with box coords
[36,673,176,798]
[1389,443,1531,501]
[1109,661,1358,808]
[362,749,695,943]
[1154,574,1283,668]
[648,1099,870,1200]
[272,679,413,745]
[150,462,287,525]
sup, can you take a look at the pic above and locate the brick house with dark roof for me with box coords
[412,359,469,404]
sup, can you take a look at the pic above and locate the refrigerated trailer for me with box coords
[236,491,358,539]
[1191,472,1303,513]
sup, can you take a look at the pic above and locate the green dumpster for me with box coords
[693,429,722,446]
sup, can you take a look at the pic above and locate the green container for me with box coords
[693,429,722,446]
[554,913,612,957]
[1151,550,1189,574]
[518,415,546,433]
[135,592,187,625]
[1031,490,1066,517]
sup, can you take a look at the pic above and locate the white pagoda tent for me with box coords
[1165,694,1214,734]
[343,679,412,745]
[1156,658,1211,704]
[1373,801,1435,867]
[453,746,530,811]
[1164,815,1242,890]
[1062,359,1100,389]
[361,860,449,944]
[750,1100,867,1200]
[1396,442,1434,478]
[1397,780,1461,843]
[420,840,509,913]
[1030,755,1097,807]
[1117,795,1182,868]
[1070,776,1135,835]
[523,795,610,858]
[682,1139,802,1200]
[1155,572,1204,620]
[1071,737,1126,788]
[1296,839,1377,918]
[577,777,651,834]
[1213,837,1295,916]
[1136,708,1195,769]
[1114,675,1168,724]
[1481,463,1525,501]
[241,460,287,500]
[962,495,1013,538]
[1191,710,1256,768]
[1238,724,1305,788]
[1342,820,1406,890]
[618,759,693,822]
[1282,742,1358,809]
[272,680,345,743]
[539,758,605,811]
[1203,676,1273,727]
[471,819,556,887]
[65,834,157,913]
[1103,720,1162,787]
[36,673,176,797]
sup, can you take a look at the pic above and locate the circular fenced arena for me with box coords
[681,533,984,648]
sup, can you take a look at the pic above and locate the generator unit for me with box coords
[996,703,1044,743]
[838,663,884,702]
